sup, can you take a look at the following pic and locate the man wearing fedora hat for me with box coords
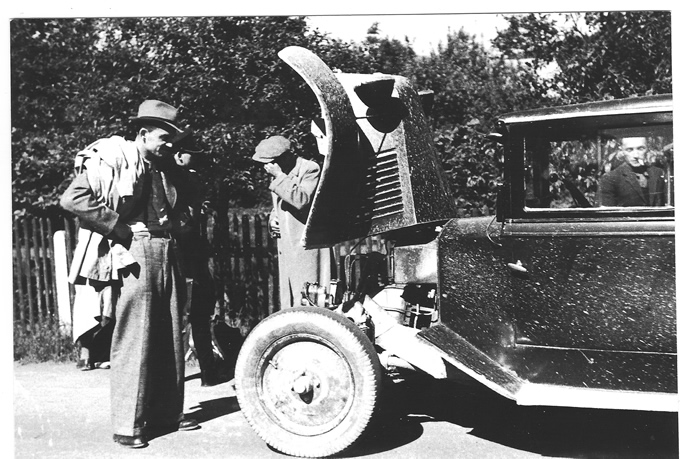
[253,134,331,308]
[61,100,199,448]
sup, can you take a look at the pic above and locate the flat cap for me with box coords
[252,136,291,163]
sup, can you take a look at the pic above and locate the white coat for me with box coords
[269,156,331,308]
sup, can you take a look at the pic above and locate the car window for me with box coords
[523,124,674,210]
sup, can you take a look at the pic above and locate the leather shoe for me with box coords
[113,434,148,448]
[76,359,94,371]
[201,369,221,387]
[178,418,199,431]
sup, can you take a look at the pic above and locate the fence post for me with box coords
[63,216,76,309]
[231,213,242,321]
[265,214,279,315]
[22,218,34,326]
[47,218,58,320]
[13,218,26,324]
[31,217,45,325]
[53,230,72,336]
[253,214,267,320]
[38,218,52,319]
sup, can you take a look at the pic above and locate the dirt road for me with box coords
[14,361,278,459]
[14,361,678,458]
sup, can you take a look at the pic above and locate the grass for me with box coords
[13,315,244,366]
[14,316,78,363]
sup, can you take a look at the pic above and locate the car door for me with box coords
[504,218,675,353]
[502,119,675,354]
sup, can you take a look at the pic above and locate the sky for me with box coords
[306,14,510,55]
[3,4,680,57]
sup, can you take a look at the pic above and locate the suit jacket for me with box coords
[597,163,666,207]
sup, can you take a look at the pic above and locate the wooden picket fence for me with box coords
[13,214,78,328]
[207,212,279,331]
[13,207,489,335]
[208,211,390,333]
[12,211,393,334]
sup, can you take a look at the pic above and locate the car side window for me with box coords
[524,125,674,210]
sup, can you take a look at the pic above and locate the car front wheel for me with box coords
[234,306,382,457]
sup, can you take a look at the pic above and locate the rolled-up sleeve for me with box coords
[60,172,120,236]
[269,161,320,211]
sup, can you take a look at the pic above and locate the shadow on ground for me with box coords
[187,396,241,425]
[344,372,678,458]
[146,396,241,441]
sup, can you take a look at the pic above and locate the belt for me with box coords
[148,229,172,239]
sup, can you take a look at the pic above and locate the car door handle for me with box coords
[507,260,528,273]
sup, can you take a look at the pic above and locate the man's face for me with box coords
[273,151,291,169]
[174,151,195,169]
[139,126,173,160]
[620,137,648,168]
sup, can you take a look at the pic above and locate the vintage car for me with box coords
[234,46,676,458]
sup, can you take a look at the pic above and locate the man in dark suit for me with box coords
[168,133,222,387]
[598,136,666,207]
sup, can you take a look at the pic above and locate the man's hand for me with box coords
[268,214,281,238]
[264,162,283,177]
[109,221,133,244]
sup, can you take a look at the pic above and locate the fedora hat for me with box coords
[130,100,183,133]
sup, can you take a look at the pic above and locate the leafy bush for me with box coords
[434,122,502,212]
[14,317,77,363]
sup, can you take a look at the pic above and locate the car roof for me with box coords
[499,94,673,126]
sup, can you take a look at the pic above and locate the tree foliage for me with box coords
[406,29,547,209]
[492,11,672,103]
[10,13,672,217]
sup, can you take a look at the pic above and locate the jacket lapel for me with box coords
[621,165,648,205]
[160,170,177,208]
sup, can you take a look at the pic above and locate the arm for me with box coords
[597,173,618,207]
[268,206,280,238]
[268,161,320,211]
[60,172,130,240]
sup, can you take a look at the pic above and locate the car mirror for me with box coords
[486,132,503,143]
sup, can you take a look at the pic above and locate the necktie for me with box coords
[636,172,648,188]
[149,163,169,226]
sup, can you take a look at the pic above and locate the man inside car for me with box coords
[597,136,666,207]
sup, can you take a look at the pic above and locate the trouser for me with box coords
[110,234,185,437]
[77,319,114,363]
[189,264,216,377]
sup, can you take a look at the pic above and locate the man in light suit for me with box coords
[60,100,199,448]
[253,135,331,308]
[598,136,666,207]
